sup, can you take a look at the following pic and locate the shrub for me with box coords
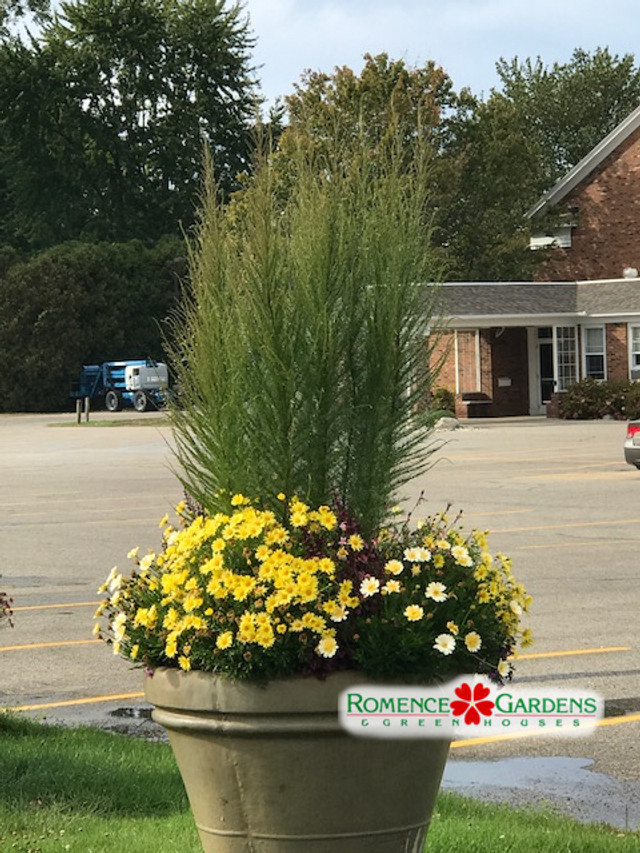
[0,239,183,412]
[558,378,640,420]
[430,386,456,414]
[557,379,610,419]
[611,381,640,419]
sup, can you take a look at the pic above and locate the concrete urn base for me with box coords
[145,668,450,853]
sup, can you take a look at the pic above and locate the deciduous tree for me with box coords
[439,47,640,280]
[0,0,258,249]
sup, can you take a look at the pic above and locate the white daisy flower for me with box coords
[139,553,155,571]
[107,572,123,594]
[112,613,127,641]
[433,633,456,656]
[359,576,380,597]
[498,660,512,679]
[316,636,338,658]
[404,547,431,562]
[425,582,447,602]
[451,545,473,567]
[329,605,348,622]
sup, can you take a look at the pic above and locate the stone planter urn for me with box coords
[145,668,450,853]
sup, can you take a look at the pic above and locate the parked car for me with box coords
[624,421,640,468]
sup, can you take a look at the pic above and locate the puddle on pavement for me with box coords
[605,697,640,717]
[109,706,153,720]
[442,756,640,830]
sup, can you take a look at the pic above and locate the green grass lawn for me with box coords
[1,715,637,852]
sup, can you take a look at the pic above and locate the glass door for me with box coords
[555,326,578,390]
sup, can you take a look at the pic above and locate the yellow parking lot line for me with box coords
[7,504,166,520]
[511,646,631,661]
[445,451,583,463]
[2,639,629,660]
[511,539,628,551]
[463,509,532,517]
[13,601,100,612]
[6,517,165,528]
[0,639,100,652]
[451,712,640,749]
[0,493,168,509]
[597,712,640,728]
[8,696,640,741]
[4,692,145,713]
[492,517,640,534]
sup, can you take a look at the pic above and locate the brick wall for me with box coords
[536,127,640,282]
[430,332,455,391]
[479,329,493,396]
[430,330,482,394]
[606,323,628,381]
[456,330,479,393]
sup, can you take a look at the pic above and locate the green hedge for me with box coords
[0,239,184,412]
[558,378,640,420]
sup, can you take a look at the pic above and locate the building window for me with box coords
[630,326,640,380]
[584,327,605,380]
[556,326,577,391]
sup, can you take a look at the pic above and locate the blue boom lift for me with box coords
[70,360,169,412]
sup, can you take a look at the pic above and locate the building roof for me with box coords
[439,279,640,325]
[440,282,577,319]
[577,279,640,316]
[526,103,640,219]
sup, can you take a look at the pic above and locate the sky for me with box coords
[243,0,640,106]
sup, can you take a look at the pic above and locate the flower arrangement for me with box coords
[95,494,531,683]
[95,117,533,689]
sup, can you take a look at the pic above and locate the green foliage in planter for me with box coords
[558,379,640,420]
[168,132,443,536]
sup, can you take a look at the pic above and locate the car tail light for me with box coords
[627,423,640,439]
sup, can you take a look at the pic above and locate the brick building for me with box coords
[435,104,640,418]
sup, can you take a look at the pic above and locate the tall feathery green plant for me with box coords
[168,128,442,536]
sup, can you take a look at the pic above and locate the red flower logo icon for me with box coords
[451,682,495,725]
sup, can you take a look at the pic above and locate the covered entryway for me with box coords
[527,326,578,415]
[444,326,531,418]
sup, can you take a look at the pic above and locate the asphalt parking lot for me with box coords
[2,412,640,827]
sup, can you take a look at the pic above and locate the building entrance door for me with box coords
[537,328,555,405]
[539,341,555,403]
[528,325,578,415]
